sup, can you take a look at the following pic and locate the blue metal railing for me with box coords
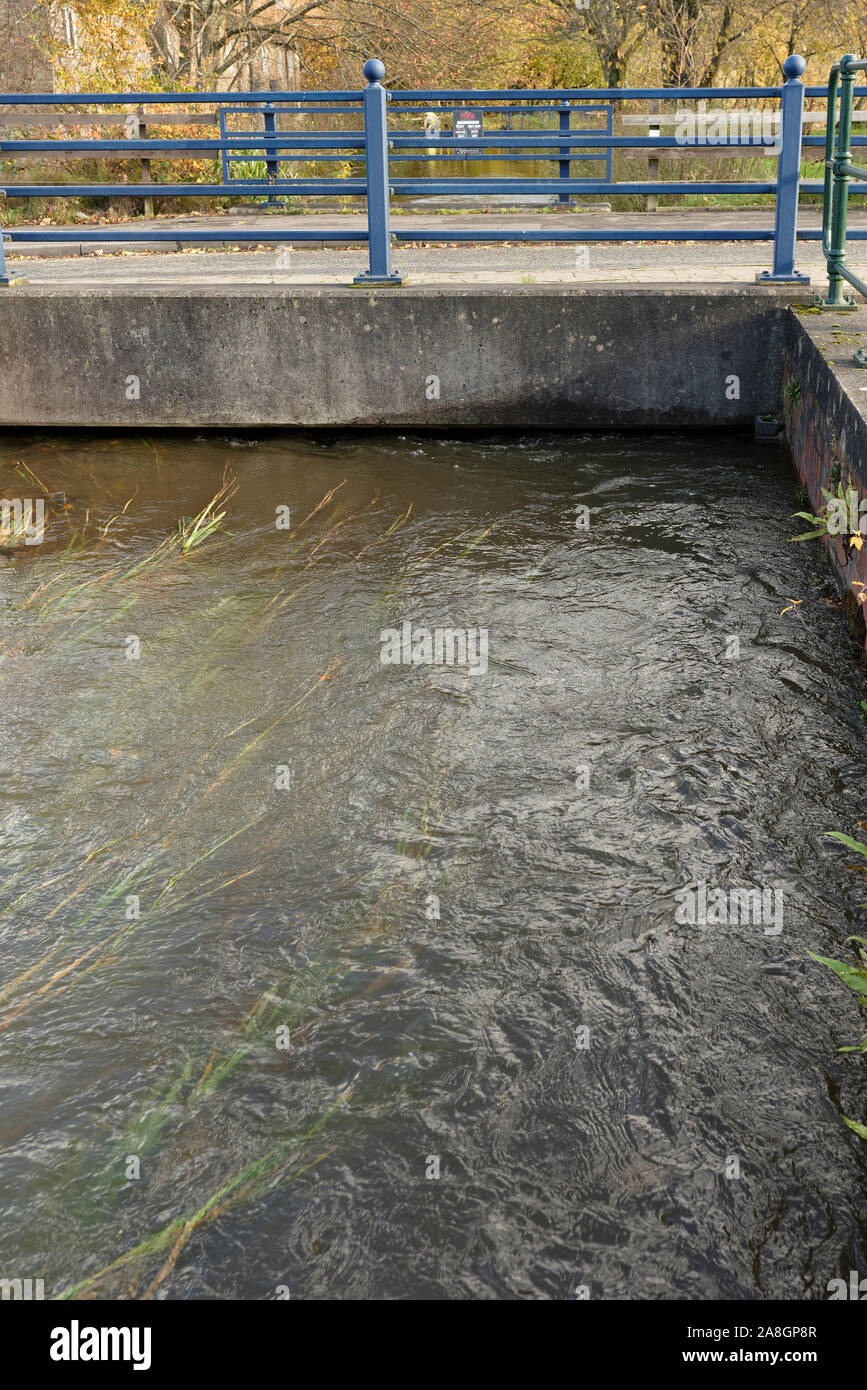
[2,53,867,286]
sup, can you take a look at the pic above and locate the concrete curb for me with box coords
[9,242,181,257]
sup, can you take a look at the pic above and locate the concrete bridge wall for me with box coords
[0,284,801,429]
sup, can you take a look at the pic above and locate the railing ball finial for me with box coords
[783,54,806,79]
[363,59,386,85]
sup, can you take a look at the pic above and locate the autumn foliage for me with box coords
[32,0,867,94]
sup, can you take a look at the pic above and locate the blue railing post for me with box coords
[353,58,402,286]
[558,102,571,205]
[263,102,280,205]
[606,101,613,184]
[757,53,809,283]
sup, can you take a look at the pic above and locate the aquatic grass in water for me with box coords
[1,475,401,669]
[0,817,264,1032]
[175,472,237,554]
[58,1120,341,1300]
[0,461,485,1290]
[0,472,240,656]
[31,758,473,1294]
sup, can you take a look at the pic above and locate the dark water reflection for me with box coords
[0,430,865,1300]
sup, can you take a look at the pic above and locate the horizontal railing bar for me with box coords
[805,85,867,94]
[0,150,347,162]
[388,178,777,192]
[0,113,221,127]
[0,137,367,152]
[383,153,610,161]
[0,182,365,195]
[397,85,867,100]
[805,134,867,143]
[4,228,369,242]
[390,104,612,114]
[0,90,364,106]
[219,105,361,114]
[3,150,371,163]
[803,178,867,190]
[390,134,779,147]
[387,87,782,99]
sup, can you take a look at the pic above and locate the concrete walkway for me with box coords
[6,207,867,287]
[6,259,847,288]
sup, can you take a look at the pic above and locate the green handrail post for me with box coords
[817,53,867,309]
[830,53,855,305]
[824,54,856,307]
[819,62,840,276]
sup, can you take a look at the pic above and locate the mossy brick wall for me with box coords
[783,309,867,644]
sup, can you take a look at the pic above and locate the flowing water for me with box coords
[0,429,865,1301]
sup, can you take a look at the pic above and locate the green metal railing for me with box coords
[819,52,867,307]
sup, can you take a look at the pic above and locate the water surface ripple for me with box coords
[0,430,865,1300]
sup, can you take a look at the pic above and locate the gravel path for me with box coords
[8,241,857,284]
[8,207,867,282]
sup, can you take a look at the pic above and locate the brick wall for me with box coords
[783,310,867,644]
